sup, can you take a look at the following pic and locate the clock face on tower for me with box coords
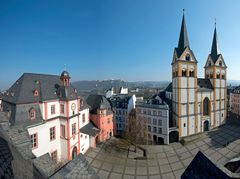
[71,103,76,111]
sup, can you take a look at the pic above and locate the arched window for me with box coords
[189,70,194,77]
[29,108,36,120]
[219,61,222,66]
[203,98,210,116]
[33,89,39,96]
[186,54,190,61]
[182,69,187,77]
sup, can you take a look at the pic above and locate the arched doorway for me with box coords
[95,136,99,144]
[169,131,179,143]
[72,146,77,160]
[153,135,157,144]
[203,120,210,132]
[157,137,164,144]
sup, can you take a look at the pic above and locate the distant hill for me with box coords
[227,80,240,86]
[72,80,170,94]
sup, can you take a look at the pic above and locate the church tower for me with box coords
[204,23,227,127]
[172,12,198,137]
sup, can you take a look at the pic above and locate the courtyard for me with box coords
[85,123,240,179]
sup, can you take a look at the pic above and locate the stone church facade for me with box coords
[172,13,227,138]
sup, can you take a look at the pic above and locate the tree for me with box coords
[125,109,148,156]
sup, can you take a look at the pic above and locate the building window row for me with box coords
[207,74,225,79]
[147,118,163,126]
[173,70,195,77]
[140,109,162,116]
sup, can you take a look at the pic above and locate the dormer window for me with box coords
[33,89,39,96]
[185,54,190,61]
[208,62,211,66]
[219,61,222,66]
[29,108,36,120]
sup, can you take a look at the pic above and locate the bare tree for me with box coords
[125,109,148,156]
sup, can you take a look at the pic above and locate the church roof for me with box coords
[197,78,214,91]
[165,82,172,92]
[210,26,221,63]
[176,13,190,57]
[2,73,78,104]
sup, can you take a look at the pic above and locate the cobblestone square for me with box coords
[85,124,240,178]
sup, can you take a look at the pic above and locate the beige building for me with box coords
[172,13,227,138]
[230,87,240,115]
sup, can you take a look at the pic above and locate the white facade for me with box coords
[79,108,90,154]
[120,87,128,94]
[105,88,114,98]
[230,88,240,116]
[28,99,79,161]
[113,94,136,135]
[136,98,169,144]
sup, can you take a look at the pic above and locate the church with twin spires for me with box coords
[171,12,227,138]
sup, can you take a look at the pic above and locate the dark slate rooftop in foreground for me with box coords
[181,151,231,179]
[80,122,100,137]
[50,153,99,179]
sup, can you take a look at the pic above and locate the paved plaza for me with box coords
[85,124,240,179]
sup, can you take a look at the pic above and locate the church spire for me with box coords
[210,20,220,62]
[177,9,190,55]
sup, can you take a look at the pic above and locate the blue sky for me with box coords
[1,0,240,90]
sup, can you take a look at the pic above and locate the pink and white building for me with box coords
[1,71,96,163]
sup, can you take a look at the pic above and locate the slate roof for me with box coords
[165,82,172,92]
[2,73,78,104]
[109,94,131,109]
[210,26,221,63]
[0,137,13,178]
[33,153,58,178]
[0,116,33,178]
[80,97,91,110]
[86,94,112,114]
[197,78,214,92]
[80,122,100,137]
[225,157,240,173]
[50,153,99,179]
[177,13,190,57]
[231,86,240,94]
[181,151,231,179]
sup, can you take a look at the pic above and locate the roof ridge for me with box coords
[23,72,59,77]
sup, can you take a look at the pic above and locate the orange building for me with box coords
[86,95,114,142]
